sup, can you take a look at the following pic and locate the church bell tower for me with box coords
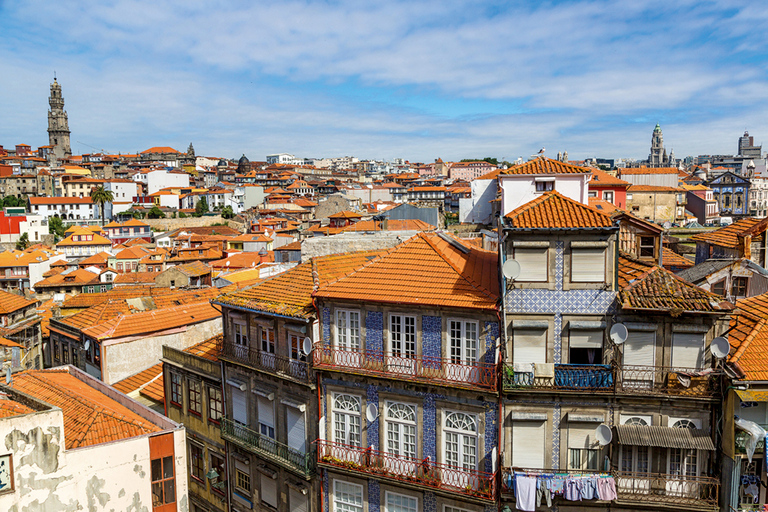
[47,77,72,163]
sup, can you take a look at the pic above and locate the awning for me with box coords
[615,425,715,451]
[736,389,768,402]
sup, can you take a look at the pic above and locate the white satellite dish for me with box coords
[502,259,521,280]
[609,323,628,345]
[365,403,378,423]
[711,337,730,360]
[595,424,613,446]
[301,337,313,356]
[83,339,90,351]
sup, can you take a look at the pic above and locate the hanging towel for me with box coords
[515,475,537,512]
[534,363,555,378]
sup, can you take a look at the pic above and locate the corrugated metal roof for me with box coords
[615,425,715,450]
[735,389,768,402]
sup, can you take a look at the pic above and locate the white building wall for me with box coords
[19,214,47,243]
[158,194,180,209]
[29,253,67,292]
[460,178,497,224]
[499,174,589,216]
[146,170,191,195]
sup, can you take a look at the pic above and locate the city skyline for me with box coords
[2,0,767,162]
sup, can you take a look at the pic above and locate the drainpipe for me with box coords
[220,358,233,512]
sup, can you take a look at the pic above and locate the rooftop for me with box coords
[505,191,614,229]
[690,218,768,249]
[501,157,591,176]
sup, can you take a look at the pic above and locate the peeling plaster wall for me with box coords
[0,409,189,512]
[102,318,222,384]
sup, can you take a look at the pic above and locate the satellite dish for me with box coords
[365,403,378,423]
[711,337,730,359]
[595,424,613,446]
[83,339,90,351]
[5,368,10,385]
[610,323,628,345]
[502,259,521,280]
[301,337,313,356]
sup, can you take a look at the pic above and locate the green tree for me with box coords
[90,186,115,226]
[221,206,234,219]
[15,232,30,250]
[49,216,66,241]
[3,196,22,208]
[195,197,209,217]
[179,211,188,218]
[147,205,166,219]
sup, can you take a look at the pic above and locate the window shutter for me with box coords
[289,488,308,512]
[624,331,656,367]
[287,407,306,454]
[512,421,546,468]
[261,474,277,508]
[571,249,606,282]
[568,422,597,449]
[514,248,548,282]
[570,330,602,349]
[258,395,274,430]
[671,333,705,369]
[232,387,247,424]
[513,329,547,365]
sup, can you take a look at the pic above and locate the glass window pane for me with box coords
[152,482,163,506]
[163,456,174,479]
[164,478,176,504]
[151,459,162,481]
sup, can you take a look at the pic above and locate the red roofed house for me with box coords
[103,219,152,245]
[28,196,96,222]
[588,168,630,209]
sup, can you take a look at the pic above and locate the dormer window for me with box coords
[535,178,555,192]
[638,236,656,258]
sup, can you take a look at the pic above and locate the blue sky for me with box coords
[1,0,767,163]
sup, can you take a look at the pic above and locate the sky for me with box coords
[1,0,767,163]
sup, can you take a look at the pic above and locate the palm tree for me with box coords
[90,186,114,226]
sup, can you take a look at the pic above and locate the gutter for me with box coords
[210,301,311,322]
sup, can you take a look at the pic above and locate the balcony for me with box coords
[501,467,610,495]
[221,417,314,478]
[316,440,497,501]
[614,471,719,509]
[313,345,497,392]
[502,364,717,397]
[220,341,311,384]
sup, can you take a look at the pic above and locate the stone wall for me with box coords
[300,231,418,261]
[142,215,245,233]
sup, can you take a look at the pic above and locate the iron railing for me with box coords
[221,417,314,477]
[221,341,311,383]
[316,439,497,501]
[614,470,719,508]
[617,366,718,397]
[503,364,614,392]
[501,467,610,494]
[313,345,497,391]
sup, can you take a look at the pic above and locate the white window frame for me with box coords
[571,247,607,283]
[443,410,478,471]
[333,480,363,512]
[389,314,416,358]
[335,310,361,351]
[448,319,479,364]
[233,318,247,347]
[620,414,652,426]
[384,401,417,460]
[332,393,362,448]
[512,246,548,282]
[384,490,418,512]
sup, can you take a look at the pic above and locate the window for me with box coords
[672,419,698,429]
[332,394,361,447]
[188,379,202,416]
[671,333,705,370]
[512,420,545,468]
[568,422,600,470]
[235,463,251,493]
[333,480,363,512]
[289,333,305,362]
[0,453,14,493]
[335,310,360,351]
[62,343,69,364]
[513,328,546,367]
[711,279,726,296]
[512,245,548,282]
[209,452,226,494]
[623,416,649,426]
[208,386,222,423]
[638,236,655,258]
[261,328,275,354]
[190,444,205,482]
[261,473,277,508]
[444,411,477,472]
[569,329,603,364]
[449,319,478,365]
[588,191,597,198]
[571,247,606,282]
[621,445,650,474]
[385,491,417,512]
[603,190,614,203]
[535,180,554,192]
[151,455,175,508]
[732,276,748,297]
[257,395,275,439]
[385,402,417,460]
[389,315,416,374]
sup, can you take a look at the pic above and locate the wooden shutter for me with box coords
[672,333,705,369]
[571,248,606,282]
[232,386,247,424]
[570,330,602,349]
[258,395,274,431]
[513,329,547,365]
[287,406,306,454]
[624,331,656,367]
[261,474,277,508]
[515,248,548,282]
[289,488,308,512]
[512,421,545,468]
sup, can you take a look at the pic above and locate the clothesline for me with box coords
[510,472,617,512]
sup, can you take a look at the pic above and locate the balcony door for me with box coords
[448,320,479,384]
[332,394,362,463]
[666,420,701,498]
[622,330,656,390]
[335,310,361,368]
[388,315,416,376]
[233,319,248,360]
[286,405,306,455]
[443,411,478,491]
[385,402,417,475]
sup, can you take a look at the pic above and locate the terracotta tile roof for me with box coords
[78,252,111,266]
[589,168,630,187]
[184,333,223,362]
[341,219,436,232]
[619,262,733,314]
[690,218,767,248]
[0,336,24,349]
[83,301,219,341]
[661,247,694,270]
[175,261,212,277]
[505,191,614,229]
[215,250,386,318]
[328,210,363,219]
[727,293,768,378]
[306,225,344,236]
[34,269,101,289]
[0,290,37,314]
[29,197,93,205]
[216,268,262,284]
[13,369,161,448]
[57,232,112,247]
[0,398,35,418]
[61,286,170,309]
[140,146,180,154]
[626,185,681,193]
[59,299,133,330]
[275,241,301,251]
[147,287,222,309]
[316,233,499,311]
[115,246,150,259]
[620,167,680,175]
[501,157,591,175]
[588,198,620,213]
[210,253,269,269]
[112,362,163,402]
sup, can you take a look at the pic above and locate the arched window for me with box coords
[623,417,649,426]
[672,419,697,429]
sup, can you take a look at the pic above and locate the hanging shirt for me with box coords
[580,477,598,500]
[597,477,618,500]
[564,478,582,501]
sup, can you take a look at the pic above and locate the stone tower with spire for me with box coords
[648,123,669,167]
[47,78,72,164]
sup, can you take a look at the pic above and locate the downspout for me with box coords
[220,358,233,512]
[497,218,509,511]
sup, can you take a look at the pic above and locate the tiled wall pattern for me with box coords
[422,315,442,361]
[423,394,437,461]
[553,313,562,365]
[323,469,329,512]
[423,491,437,512]
[484,402,497,474]
[366,311,383,353]
[551,403,561,468]
[484,320,499,365]
[366,384,379,448]
[555,240,564,289]
[368,480,380,512]
[322,307,331,345]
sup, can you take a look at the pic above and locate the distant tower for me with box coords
[648,123,669,167]
[47,78,72,163]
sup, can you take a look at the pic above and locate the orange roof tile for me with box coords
[505,191,614,229]
[78,251,111,266]
[174,261,212,277]
[626,185,681,193]
[728,293,768,379]
[113,272,158,285]
[59,300,133,330]
[13,369,161,448]
[112,362,163,396]
[0,398,35,418]
[501,157,591,175]
[589,168,630,187]
[690,218,767,248]
[661,247,694,270]
[328,210,363,219]
[140,146,180,154]
[34,269,101,288]
[316,233,499,311]
[341,219,436,232]
[115,246,150,259]
[0,290,37,315]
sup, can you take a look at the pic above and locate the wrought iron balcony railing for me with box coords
[313,345,497,391]
[316,439,497,501]
[501,467,609,494]
[617,366,718,397]
[222,417,314,477]
[221,341,311,384]
[614,470,719,509]
[503,364,614,392]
